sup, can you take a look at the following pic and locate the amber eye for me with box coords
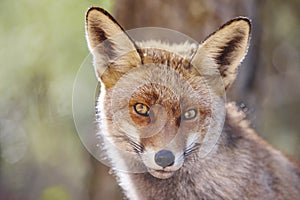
[134,103,150,116]
[182,109,197,120]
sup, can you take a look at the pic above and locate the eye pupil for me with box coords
[134,103,150,116]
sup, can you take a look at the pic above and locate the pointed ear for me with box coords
[85,7,142,88]
[191,18,251,90]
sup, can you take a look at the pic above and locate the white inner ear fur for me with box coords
[191,18,251,89]
[85,8,141,82]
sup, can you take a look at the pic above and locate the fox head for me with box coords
[85,7,251,179]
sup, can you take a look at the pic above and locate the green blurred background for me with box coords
[0,0,299,199]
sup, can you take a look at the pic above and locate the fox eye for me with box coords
[134,103,150,117]
[182,109,197,120]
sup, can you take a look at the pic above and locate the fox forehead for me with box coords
[106,60,212,108]
[105,40,213,100]
[137,41,200,75]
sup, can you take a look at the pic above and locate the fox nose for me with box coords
[154,150,175,168]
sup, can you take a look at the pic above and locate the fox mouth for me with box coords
[147,168,176,179]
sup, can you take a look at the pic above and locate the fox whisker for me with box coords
[184,143,201,157]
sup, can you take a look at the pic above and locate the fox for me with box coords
[85,7,300,200]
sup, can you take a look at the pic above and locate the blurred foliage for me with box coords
[41,186,71,200]
[0,0,114,199]
[256,0,300,156]
[0,0,299,200]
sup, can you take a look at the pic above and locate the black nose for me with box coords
[154,150,175,168]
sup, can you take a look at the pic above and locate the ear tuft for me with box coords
[192,17,251,90]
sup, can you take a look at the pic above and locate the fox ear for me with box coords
[85,7,142,88]
[191,18,251,90]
